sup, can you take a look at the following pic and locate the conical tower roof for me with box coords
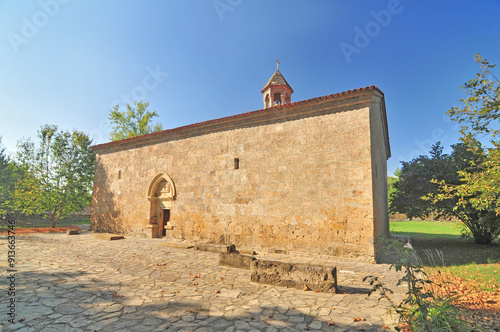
[261,69,294,93]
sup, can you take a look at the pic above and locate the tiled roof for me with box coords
[261,70,294,93]
[91,85,382,151]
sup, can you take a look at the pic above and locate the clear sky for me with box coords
[1,0,499,175]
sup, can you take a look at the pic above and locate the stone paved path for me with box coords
[0,232,405,331]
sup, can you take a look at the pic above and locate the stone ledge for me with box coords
[219,253,256,270]
[238,249,257,255]
[93,233,125,241]
[159,243,194,249]
[195,243,236,253]
[250,259,337,293]
[66,230,79,235]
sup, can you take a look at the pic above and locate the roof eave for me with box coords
[260,84,294,94]
[91,85,383,152]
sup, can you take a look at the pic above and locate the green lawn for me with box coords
[2,217,90,228]
[390,221,463,239]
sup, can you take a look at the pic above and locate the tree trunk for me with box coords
[49,210,58,228]
[457,211,495,245]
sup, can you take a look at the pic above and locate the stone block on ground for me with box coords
[250,259,337,293]
[237,249,257,255]
[219,253,256,270]
[159,243,194,249]
[195,243,235,253]
[66,229,79,235]
[270,248,288,254]
[93,233,125,241]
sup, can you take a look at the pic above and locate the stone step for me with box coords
[219,252,256,270]
[159,242,194,249]
[195,243,236,253]
[93,233,125,241]
[237,249,257,255]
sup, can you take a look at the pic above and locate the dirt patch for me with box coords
[1,225,82,235]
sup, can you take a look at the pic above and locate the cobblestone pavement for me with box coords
[0,232,406,332]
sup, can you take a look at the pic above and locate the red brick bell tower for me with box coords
[261,59,294,109]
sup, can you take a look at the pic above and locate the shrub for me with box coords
[365,238,479,331]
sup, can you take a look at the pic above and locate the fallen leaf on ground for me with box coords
[428,270,500,312]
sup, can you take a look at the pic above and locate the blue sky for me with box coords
[1,0,499,175]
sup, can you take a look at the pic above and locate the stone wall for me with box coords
[369,99,391,256]
[91,88,390,260]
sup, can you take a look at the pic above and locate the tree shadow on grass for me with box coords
[410,237,500,266]
[390,231,462,240]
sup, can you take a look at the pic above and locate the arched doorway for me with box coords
[147,173,176,238]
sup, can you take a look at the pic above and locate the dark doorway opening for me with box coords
[161,209,170,236]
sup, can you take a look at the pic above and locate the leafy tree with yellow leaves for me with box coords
[432,54,500,244]
[109,100,163,141]
[12,125,95,227]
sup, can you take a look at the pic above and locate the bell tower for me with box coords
[261,59,294,109]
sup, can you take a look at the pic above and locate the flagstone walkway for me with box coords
[0,232,405,331]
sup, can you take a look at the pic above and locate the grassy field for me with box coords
[390,220,463,239]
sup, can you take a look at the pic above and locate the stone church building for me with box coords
[91,66,391,260]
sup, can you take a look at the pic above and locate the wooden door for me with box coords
[162,209,170,236]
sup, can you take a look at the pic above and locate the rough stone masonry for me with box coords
[90,71,390,262]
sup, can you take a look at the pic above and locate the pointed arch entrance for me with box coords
[147,173,176,238]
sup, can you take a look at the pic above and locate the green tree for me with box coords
[0,137,17,215]
[432,141,500,244]
[109,100,163,141]
[388,168,401,202]
[444,54,500,213]
[430,54,500,244]
[390,142,453,219]
[12,125,95,227]
[392,140,499,244]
